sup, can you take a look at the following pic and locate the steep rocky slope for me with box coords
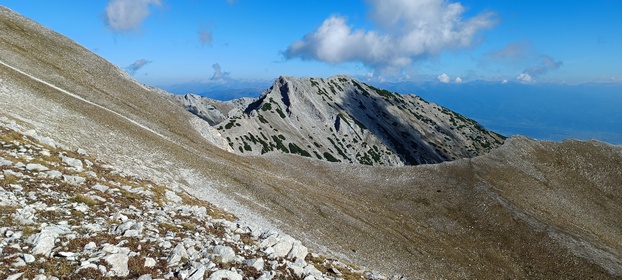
[2,6,622,279]
[173,76,504,166]
[0,123,381,279]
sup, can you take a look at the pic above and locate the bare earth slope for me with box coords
[1,6,622,279]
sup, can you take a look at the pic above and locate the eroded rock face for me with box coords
[0,123,388,279]
[178,75,505,166]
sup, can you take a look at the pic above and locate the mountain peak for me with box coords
[194,75,505,165]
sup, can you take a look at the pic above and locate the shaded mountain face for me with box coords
[175,76,505,166]
[2,6,622,279]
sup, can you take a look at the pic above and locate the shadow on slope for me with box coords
[338,83,436,164]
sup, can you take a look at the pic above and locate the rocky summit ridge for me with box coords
[171,75,505,166]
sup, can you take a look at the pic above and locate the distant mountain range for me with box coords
[159,81,269,101]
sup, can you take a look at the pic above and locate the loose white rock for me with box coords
[23,253,35,263]
[186,263,207,280]
[26,163,48,172]
[164,190,183,203]
[213,245,236,263]
[6,272,24,280]
[30,229,59,256]
[244,257,265,271]
[63,175,86,185]
[92,184,109,193]
[104,253,129,277]
[288,240,308,261]
[167,243,188,266]
[271,237,294,258]
[207,269,243,280]
[144,257,157,268]
[62,156,83,171]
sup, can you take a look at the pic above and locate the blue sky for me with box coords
[4,0,622,85]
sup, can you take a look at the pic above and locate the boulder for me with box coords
[62,156,83,171]
[167,243,188,266]
[271,236,294,258]
[287,240,308,261]
[30,229,59,256]
[212,245,236,263]
[26,163,48,172]
[104,253,129,277]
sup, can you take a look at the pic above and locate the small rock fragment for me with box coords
[63,175,86,186]
[165,190,183,203]
[207,270,242,280]
[23,254,35,263]
[144,257,157,268]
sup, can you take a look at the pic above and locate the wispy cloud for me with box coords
[125,59,152,75]
[524,55,563,77]
[487,41,531,59]
[104,0,161,32]
[198,28,213,46]
[285,0,497,76]
[211,63,230,81]
[487,42,563,81]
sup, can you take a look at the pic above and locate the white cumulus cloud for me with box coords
[455,77,463,84]
[104,0,161,32]
[437,73,450,83]
[285,0,497,75]
[516,73,533,83]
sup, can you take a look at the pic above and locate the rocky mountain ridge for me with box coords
[171,76,505,166]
